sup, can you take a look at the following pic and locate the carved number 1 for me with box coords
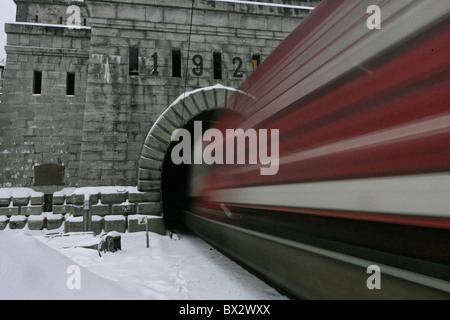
[151,52,159,75]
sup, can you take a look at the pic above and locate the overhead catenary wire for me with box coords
[181,0,196,122]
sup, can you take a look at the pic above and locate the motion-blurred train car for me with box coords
[185,0,450,299]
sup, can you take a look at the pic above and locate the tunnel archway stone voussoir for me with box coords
[137,86,246,216]
[144,134,168,154]
[181,96,200,118]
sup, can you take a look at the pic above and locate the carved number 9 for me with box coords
[192,54,203,76]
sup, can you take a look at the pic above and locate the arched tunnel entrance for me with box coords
[137,85,249,231]
[161,109,223,230]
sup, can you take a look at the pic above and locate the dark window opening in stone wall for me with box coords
[129,47,139,76]
[67,72,75,96]
[33,70,42,95]
[172,50,181,78]
[59,16,63,24]
[35,15,38,23]
[213,52,222,80]
[252,54,261,72]
[83,18,87,26]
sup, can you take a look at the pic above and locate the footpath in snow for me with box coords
[0,228,288,300]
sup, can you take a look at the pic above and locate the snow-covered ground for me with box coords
[0,227,288,300]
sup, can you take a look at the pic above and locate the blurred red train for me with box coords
[183,0,450,299]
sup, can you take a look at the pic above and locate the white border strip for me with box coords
[207,173,450,218]
[9,22,91,30]
[212,0,315,10]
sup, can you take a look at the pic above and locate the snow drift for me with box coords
[0,232,142,300]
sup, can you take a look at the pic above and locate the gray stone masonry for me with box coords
[15,0,90,26]
[0,21,90,189]
[0,0,321,233]
[77,0,320,187]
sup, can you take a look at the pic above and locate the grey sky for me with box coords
[0,0,17,63]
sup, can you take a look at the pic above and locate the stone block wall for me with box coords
[15,0,90,26]
[0,0,321,198]
[77,0,321,187]
[0,23,91,188]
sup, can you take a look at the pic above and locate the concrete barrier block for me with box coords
[91,203,110,216]
[111,202,135,215]
[28,215,45,230]
[104,215,126,233]
[136,202,161,215]
[71,205,84,217]
[0,198,11,207]
[12,197,29,206]
[0,217,8,230]
[0,206,19,216]
[30,195,44,206]
[9,216,27,229]
[127,215,146,233]
[52,195,65,205]
[127,215,166,235]
[46,214,64,230]
[22,205,43,216]
[89,194,99,204]
[53,204,71,215]
[66,216,84,232]
[148,216,166,236]
[100,193,127,204]
[71,193,85,205]
[91,215,104,235]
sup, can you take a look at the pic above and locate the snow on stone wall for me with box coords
[0,186,165,234]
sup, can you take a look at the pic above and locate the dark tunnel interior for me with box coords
[161,109,224,230]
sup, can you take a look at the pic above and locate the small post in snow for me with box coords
[83,194,91,232]
[138,216,149,248]
[146,222,149,249]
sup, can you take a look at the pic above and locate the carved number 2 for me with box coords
[233,57,243,78]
